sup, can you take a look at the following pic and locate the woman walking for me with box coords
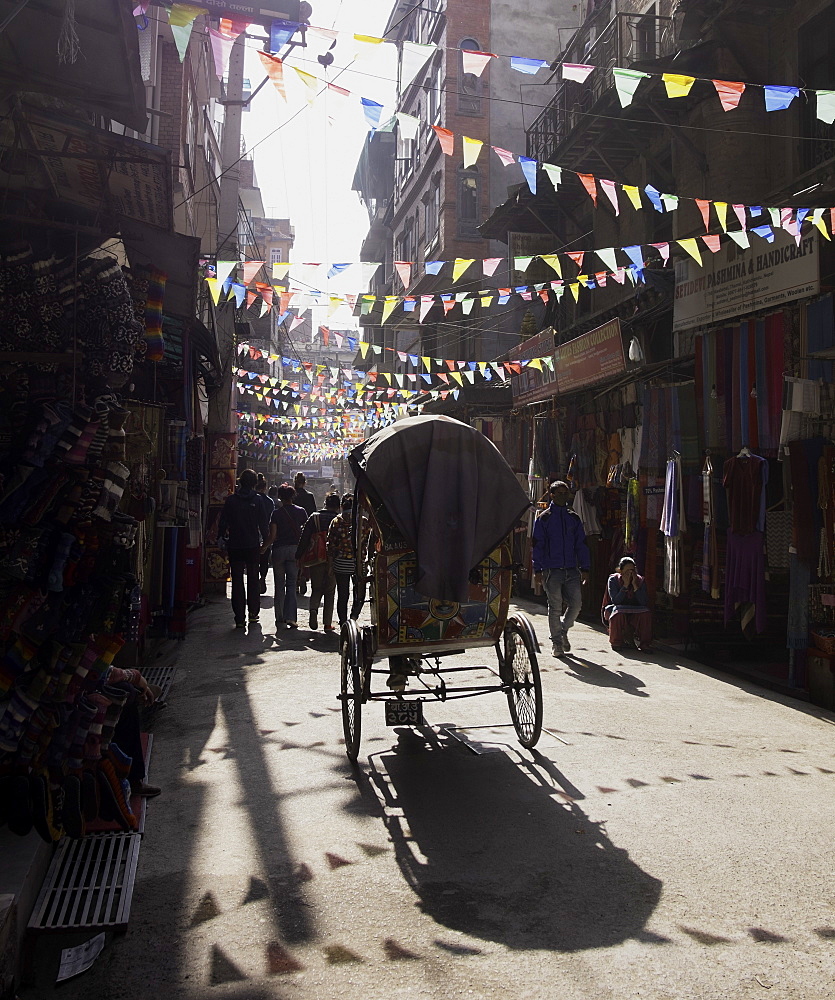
[261,483,307,628]
[326,494,371,624]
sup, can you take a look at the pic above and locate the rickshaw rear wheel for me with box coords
[340,620,363,762]
[503,618,543,748]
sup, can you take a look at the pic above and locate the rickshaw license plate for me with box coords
[385,700,424,726]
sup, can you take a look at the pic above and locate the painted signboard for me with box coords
[673,229,819,332]
[554,319,626,394]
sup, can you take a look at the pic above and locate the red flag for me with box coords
[431,125,454,156]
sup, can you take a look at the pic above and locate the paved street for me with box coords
[26,590,835,1000]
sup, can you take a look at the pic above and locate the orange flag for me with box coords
[577,173,597,205]
[258,51,286,100]
[695,199,711,232]
[713,79,745,112]
[242,261,265,284]
[431,125,454,156]
[566,251,585,271]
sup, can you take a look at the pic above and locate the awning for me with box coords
[0,0,148,132]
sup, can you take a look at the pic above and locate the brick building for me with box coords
[353,0,577,367]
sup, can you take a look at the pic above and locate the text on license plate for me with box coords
[385,699,424,726]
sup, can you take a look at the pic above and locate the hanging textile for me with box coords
[701,454,720,598]
[625,477,640,554]
[723,451,768,633]
[661,453,685,596]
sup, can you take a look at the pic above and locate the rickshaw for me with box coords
[338,414,543,762]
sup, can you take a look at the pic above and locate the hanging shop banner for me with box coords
[509,327,558,405]
[554,318,626,394]
[19,109,172,229]
[673,230,819,332]
[151,2,303,25]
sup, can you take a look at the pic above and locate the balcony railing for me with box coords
[527,12,676,163]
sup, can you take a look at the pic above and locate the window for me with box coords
[426,59,442,123]
[458,168,480,238]
[270,248,283,265]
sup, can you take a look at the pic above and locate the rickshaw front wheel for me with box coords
[340,620,363,762]
[503,616,543,749]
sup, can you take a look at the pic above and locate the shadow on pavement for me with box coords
[365,734,662,952]
[561,655,649,697]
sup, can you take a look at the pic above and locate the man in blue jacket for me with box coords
[532,480,590,657]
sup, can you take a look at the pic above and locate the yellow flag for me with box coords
[462,136,483,169]
[662,73,695,98]
[450,371,463,386]
[570,283,580,302]
[381,297,398,323]
[358,341,370,358]
[452,259,474,282]
[421,356,431,370]
[527,357,543,371]
[480,295,494,307]
[540,254,562,276]
[714,202,728,231]
[623,185,642,210]
[813,208,832,241]
[354,33,384,44]
[678,238,703,265]
[205,278,222,305]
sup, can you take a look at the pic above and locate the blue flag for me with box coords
[270,19,299,53]
[361,98,384,129]
[519,156,537,195]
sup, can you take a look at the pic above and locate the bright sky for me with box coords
[242,0,399,320]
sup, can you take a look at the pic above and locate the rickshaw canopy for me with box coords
[349,415,531,602]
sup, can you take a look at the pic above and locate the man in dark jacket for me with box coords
[532,480,590,657]
[296,491,341,631]
[255,474,275,593]
[293,473,316,595]
[218,468,271,628]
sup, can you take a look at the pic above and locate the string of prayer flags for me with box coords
[662,73,696,98]
[463,136,483,168]
[461,49,497,76]
[395,112,420,140]
[431,125,454,155]
[764,85,799,112]
[562,63,594,83]
[452,259,474,282]
[542,163,562,191]
[394,261,412,289]
[613,68,649,108]
[577,173,597,205]
[511,57,548,75]
[519,156,537,194]
[361,98,384,129]
[492,146,515,167]
[168,4,204,61]
[817,91,835,124]
[400,40,435,90]
[600,178,620,215]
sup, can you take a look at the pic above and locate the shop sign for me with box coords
[508,327,558,404]
[151,2,302,26]
[554,318,626,394]
[673,230,819,332]
[24,109,171,229]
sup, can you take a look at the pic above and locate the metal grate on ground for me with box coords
[141,660,177,702]
[28,833,141,932]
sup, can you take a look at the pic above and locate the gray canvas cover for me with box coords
[349,415,531,602]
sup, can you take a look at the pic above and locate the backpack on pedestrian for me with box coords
[299,513,328,567]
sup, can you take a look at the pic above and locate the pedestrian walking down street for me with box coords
[293,473,316,596]
[327,493,371,624]
[218,468,271,629]
[532,480,590,657]
[255,474,275,594]
[261,483,307,628]
[296,492,341,631]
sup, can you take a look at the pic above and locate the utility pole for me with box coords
[209,29,246,435]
